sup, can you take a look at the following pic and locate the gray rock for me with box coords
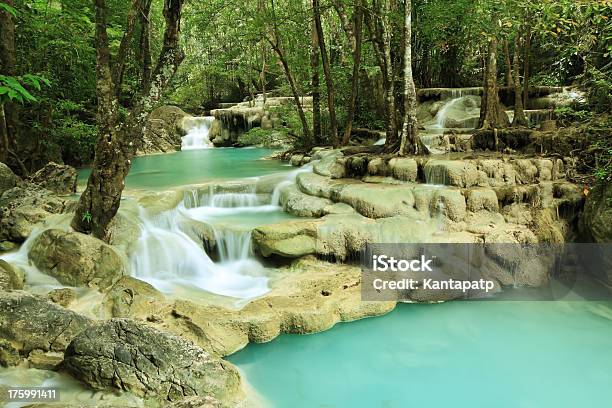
[0,185,70,242]
[27,349,63,370]
[579,182,612,284]
[0,259,24,290]
[103,276,165,318]
[0,162,20,196]
[29,229,124,290]
[47,288,77,307]
[280,184,334,217]
[581,183,612,243]
[64,319,242,403]
[0,338,20,367]
[29,162,77,195]
[0,291,92,354]
[139,105,190,155]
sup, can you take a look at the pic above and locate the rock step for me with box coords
[294,172,582,222]
[289,150,570,188]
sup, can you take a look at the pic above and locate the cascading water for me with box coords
[181,116,215,150]
[130,198,270,299]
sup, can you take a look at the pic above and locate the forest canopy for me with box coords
[0,0,610,171]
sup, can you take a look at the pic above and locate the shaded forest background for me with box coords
[0,0,610,171]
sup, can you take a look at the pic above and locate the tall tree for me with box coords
[139,0,153,90]
[72,0,186,240]
[478,37,510,129]
[399,0,419,155]
[313,0,338,147]
[266,0,312,144]
[341,0,363,146]
[365,0,397,151]
[511,34,527,127]
[0,0,17,164]
[310,17,322,144]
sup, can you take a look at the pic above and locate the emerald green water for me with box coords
[229,301,612,408]
[78,148,290,189]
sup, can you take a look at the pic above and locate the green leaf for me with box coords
[0,3,17,17]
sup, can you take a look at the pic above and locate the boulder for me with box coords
[0,291,92,354]
[103,276,165,318]
[139,105,190,155]
[580,183,612,243]
[0,162,20,196]
[0,339,20,367]
[29,229,124,290]
[27,349,63,370]
[0,241,16,252]
[389,158,418,182]
[579,182,612,284]
[47,288,77,307]
[252,220,317,258]
[280,184,334,217]
[333,183,417,219]
[0,259,24,290]
[0,185,70,242]
[424,159,481,187]
[29,162,77,195]
[430,188,467,222]
[64,319,243,403]
[465,188,499,212]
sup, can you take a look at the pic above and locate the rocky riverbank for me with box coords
[1,138,611,406]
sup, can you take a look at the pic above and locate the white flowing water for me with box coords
[432,97,463,129]
[181,116,215,150]
[130,198,271,299]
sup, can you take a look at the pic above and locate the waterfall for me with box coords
[374,138,386,146]
[270,162,315,206]
[130,206,269,299]
[181,116,215,150]
[214,227,253,262]
[424,163,448,186]
[433,98,461,128]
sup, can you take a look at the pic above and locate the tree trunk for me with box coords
[260,41,267,106]
[478,37,509,129]
[0,105,8,163]
[267,0,311,144]
[113,0,144,99]
[310,18,322,144]
[0,0,17,164]
[342,0,363,146]
[523,23,531,109]
[380,0,398,152]
[503,39,512,87]
[72,0,185,240]
[313,0,338,147]
[399,0,419,156]
[333,0,355,50]
[139,0,153,90]
[268,39,312,145]
[512,35,527,127]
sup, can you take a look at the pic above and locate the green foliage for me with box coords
[590,133,612,182]
[585,69,612,114]
[554,105,593,126]
[0,3,17,17]
[0,74,49,104]
[82,211,93,224]
[529,73,561,87]
[238,127,289,148]
[50,117,98,166]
